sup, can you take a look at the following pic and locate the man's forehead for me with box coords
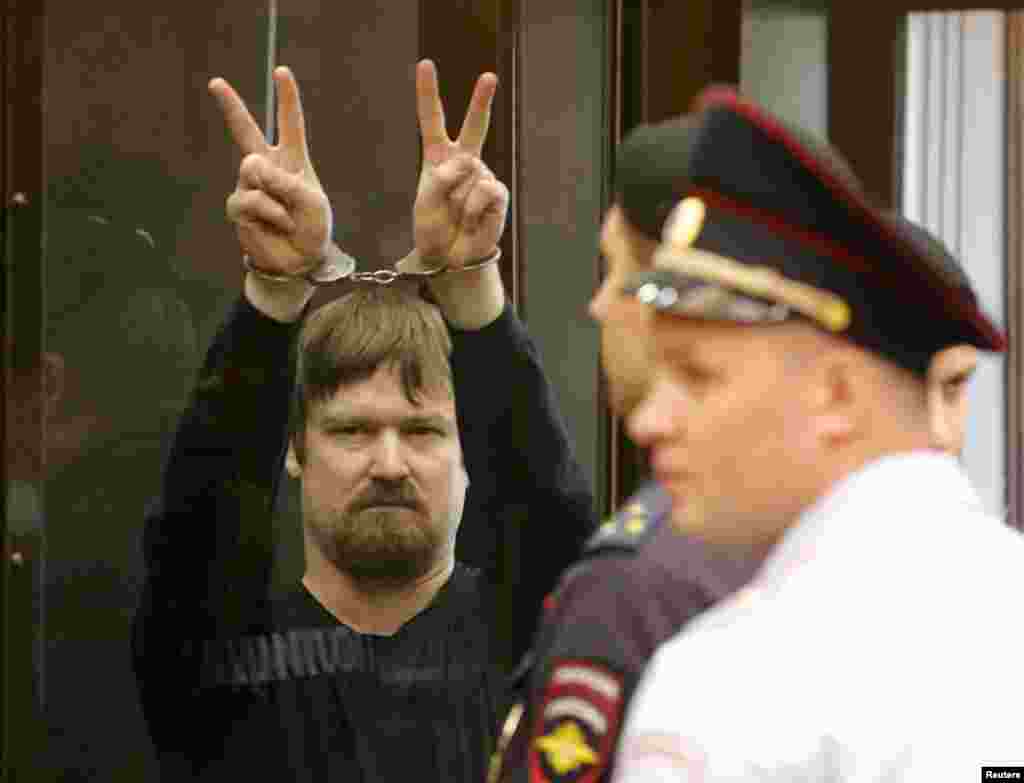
[315,377,456,420]
[649,314,737,353]
[648,313,801,362]
[930,345,979,380]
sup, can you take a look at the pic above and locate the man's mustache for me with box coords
[349,481,423,513]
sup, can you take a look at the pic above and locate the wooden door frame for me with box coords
[1009,12,1024,530]
[2,0,47,775]
[604,0,743,512]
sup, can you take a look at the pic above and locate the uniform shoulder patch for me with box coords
[529,659,625,783]
[584,483,671,557]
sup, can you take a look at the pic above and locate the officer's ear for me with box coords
[805,344,863,446]
[285,441,302,478]
[781,325,859,446]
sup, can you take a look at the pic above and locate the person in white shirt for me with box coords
[611,86,1023,782]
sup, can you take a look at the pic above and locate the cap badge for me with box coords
[664,196,707,248]
[655,196,852,334]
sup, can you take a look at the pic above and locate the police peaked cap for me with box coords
[615,85,1006,376]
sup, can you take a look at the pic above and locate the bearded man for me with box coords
[131,63,592,781]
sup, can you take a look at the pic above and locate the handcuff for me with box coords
[243,246,501,286]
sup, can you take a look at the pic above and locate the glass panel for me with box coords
[19,3,486,778]
[35,4,274,779]
[519,0,608,507]
[9,0,609,777]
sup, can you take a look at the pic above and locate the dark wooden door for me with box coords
[606,0,743,511]
[3,1,47,777]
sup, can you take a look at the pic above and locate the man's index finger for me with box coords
[417,60,450,154]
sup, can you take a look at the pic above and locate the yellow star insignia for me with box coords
[625,516,646,535]
[535,721,599,775]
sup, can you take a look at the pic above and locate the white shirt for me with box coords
[615,452,1024,782]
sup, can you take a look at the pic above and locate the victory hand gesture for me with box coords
[210,66,332,276]
[413,60,509,268]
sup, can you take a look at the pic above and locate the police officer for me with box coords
[491,101,992,783]
[614,87,1022,780]
[487,114,763,783]
[491,82,995,783]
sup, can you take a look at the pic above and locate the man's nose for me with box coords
[588,281,612,322]
[627,379,670,447]
[368,430,411,479]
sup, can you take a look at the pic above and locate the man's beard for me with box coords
[305,482,447,588]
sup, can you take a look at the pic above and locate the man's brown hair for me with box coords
[291,286,453,462]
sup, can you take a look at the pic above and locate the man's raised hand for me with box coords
[413,60,509,268]
[210,66,332,277]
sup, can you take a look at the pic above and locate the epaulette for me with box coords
[582,482,672,558]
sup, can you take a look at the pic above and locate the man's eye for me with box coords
[682,364,713,383]
[942,379,966,399]
[331,426,365,437]
[408,426,444,437]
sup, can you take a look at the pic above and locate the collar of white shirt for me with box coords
[752,449,987,592]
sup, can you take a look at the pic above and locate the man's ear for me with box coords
[41,352,65,408]
[808,351,860,445]
[285,441,302,478]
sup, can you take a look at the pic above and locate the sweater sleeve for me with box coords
[448,304,596,666]
[132,296,300,753]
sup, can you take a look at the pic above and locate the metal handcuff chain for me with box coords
[244,248,502,286]
[349,248,503,285]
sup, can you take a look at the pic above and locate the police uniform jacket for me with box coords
[495,483,756,783]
